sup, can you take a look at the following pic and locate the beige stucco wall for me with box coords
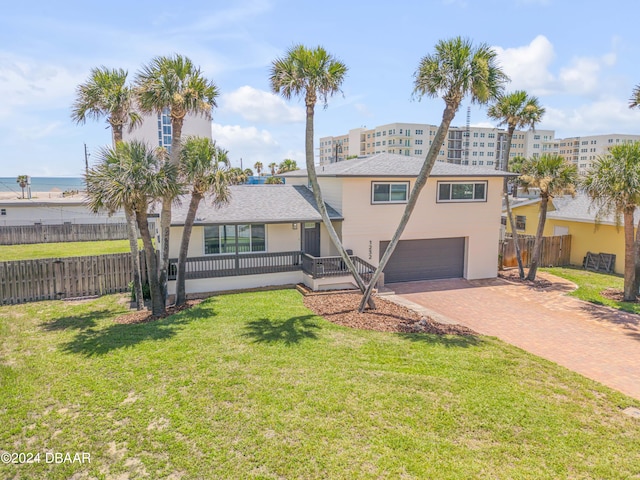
[335,176,503,280]
[168,223,301,258]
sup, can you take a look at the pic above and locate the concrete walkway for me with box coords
[389,274,640,401]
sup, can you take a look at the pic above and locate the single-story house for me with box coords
[166,153,513,295]
[0,193,126,226]
[505,193,634,275]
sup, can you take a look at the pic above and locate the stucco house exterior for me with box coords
[506,193,634,275]
[166,153,511,296]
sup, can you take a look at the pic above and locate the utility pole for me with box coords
[84,143,90,174]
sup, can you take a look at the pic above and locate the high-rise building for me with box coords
[542,134,640,176]
[319,122,554,168]
[123,109,212,152]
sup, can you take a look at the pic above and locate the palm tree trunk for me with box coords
[136,204,165,316]
[502,126,525,278]
[125,205,144,310]
[175,192,202,306]
[158,117,185,305]
[358,101,457,312]
[525,195,548,281]
[623,208,636,301]
[634,217,640,297]
[505,195,525,278]
[304,99,374,309]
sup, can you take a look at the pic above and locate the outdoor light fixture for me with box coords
[292,223,298,230]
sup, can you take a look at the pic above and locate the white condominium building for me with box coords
[543,134,640,176]
[319,122,554,168]
[123,109,212,152]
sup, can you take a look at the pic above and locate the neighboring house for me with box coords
[505,193,632,275]
[123,111,212,153]
[167,153,511,295]
[0,194,126,226]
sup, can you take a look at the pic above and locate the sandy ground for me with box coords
[0,190,85,200]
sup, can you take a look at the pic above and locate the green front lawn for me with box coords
[543,266,640,314]
[1,290,639,479]
[0,239,141,261]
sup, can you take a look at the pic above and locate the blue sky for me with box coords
[1,0,639,176]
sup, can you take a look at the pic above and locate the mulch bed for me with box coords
[303,292,476,336]
[600,288,634,302]
[114,299,202,324]
[498,269,553,289]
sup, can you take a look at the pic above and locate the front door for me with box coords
[302,222,321,257]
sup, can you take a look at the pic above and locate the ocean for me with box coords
[0,177,85,194]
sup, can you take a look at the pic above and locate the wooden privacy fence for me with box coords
[0,223,153,245]
[0,252,148,305]
[500,235,571,269]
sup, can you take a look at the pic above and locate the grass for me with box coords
[543,266,640,314]
[0,239,143,261]
[1,290,639,479]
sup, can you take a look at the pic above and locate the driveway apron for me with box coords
[391,274,640,401]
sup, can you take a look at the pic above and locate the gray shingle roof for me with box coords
[170,185,343,225]
[281,153,517,178]
[548,193,640,225]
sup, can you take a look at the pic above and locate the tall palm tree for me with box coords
[175,137,231,306]
[584,142,640,301]
[519,154,577,281]
[270,44,374,307]
[135,55,220,303]
[487,91,545,279]
[268,162,278,176]
[254,161,263,176]
[71,66,145,309]
[16,175,28,199]
[629,84,640,109]
[359,37,508,311]
[85,141,182,316]
[278,159,298,173]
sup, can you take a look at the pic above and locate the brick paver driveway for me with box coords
[391,274,640,401]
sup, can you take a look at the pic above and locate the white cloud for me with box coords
[0,52,83,118]
[493,35,556,95]
[221,86,305,124]
[543,99,640,136]
[211,123,286,167]
[559,53,617,96]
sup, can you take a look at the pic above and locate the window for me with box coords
[415,139,423,145]
[516,216,526,230]
[204,224,266,255]
[372,182,409,204]
[415,129,423,135]
[437,181,487,202]
[414,149,422,155]
[0,209,5,216]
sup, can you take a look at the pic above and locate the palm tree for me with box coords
[228,167,248,184]
[71,66,145,309]
[519,154,577,281]
[278,159,298,173]
[135,55,220,303]
[629,84,640,109]
[16,175,28,199]
[487,91,545,279]
[265,176,283,184]
[584,142,640,301]
[175,137,231,306]
[254,161,263,176]
[270,44,374,307]
[268,162,278,176]
[359,37,508,311]
[85,141,182,316]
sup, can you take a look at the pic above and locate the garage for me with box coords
[380,237,465,283]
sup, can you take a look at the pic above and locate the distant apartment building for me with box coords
[319,122,554,168]
[543,134,640,176]
[123,109,212,152]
